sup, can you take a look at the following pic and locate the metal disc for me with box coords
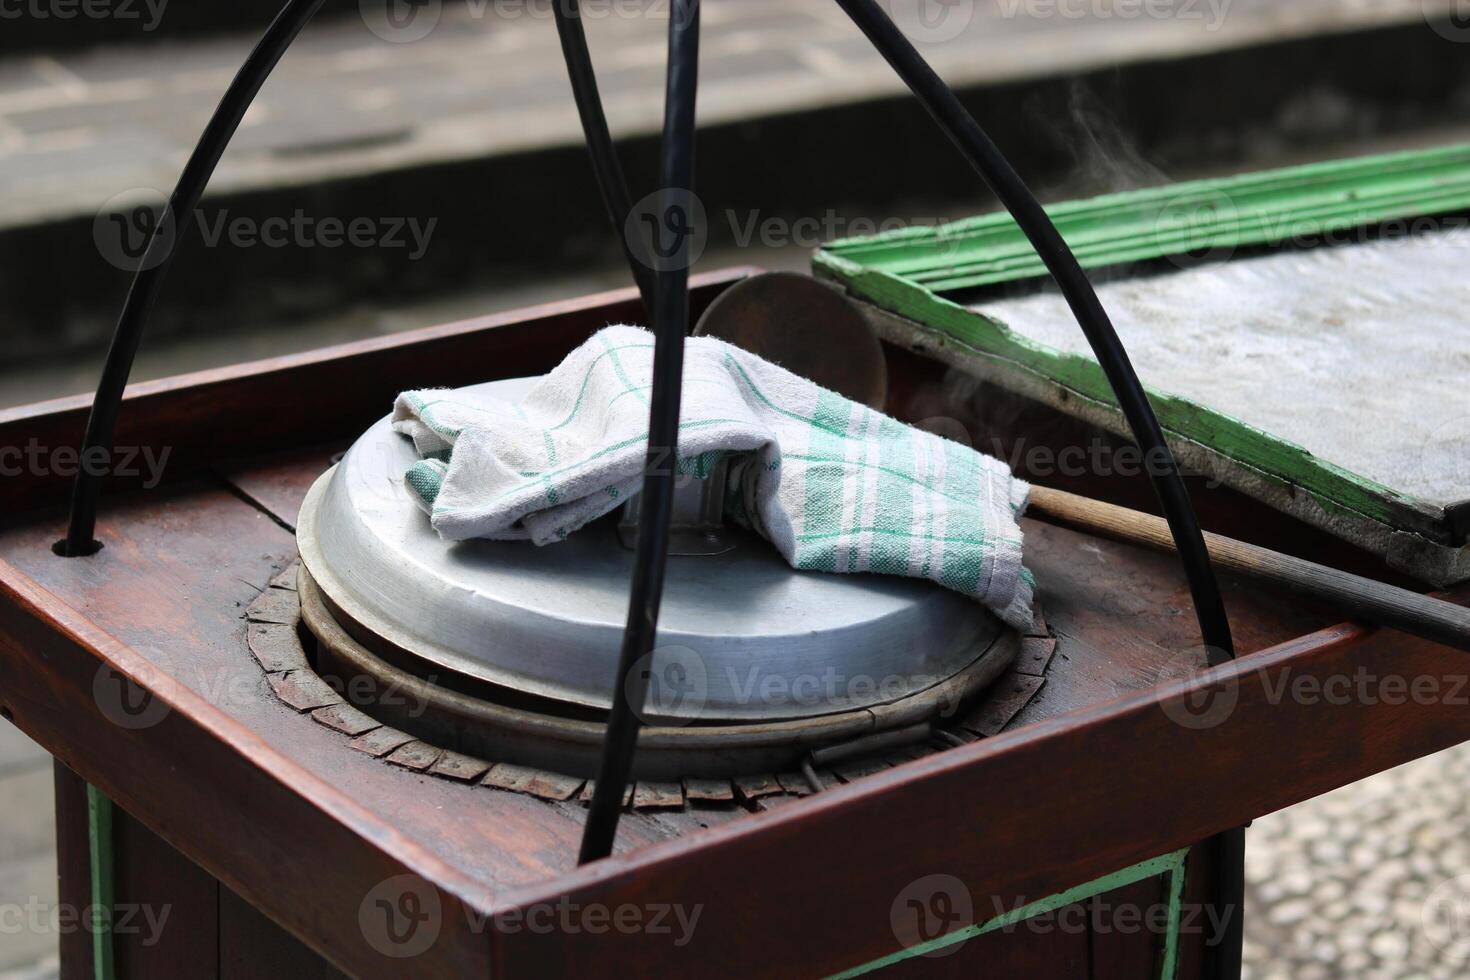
[296,377,1002,724]
[693,271,888,409]
[300,564,1018,779]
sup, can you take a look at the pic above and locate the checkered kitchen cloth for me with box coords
[392,325,1034,629]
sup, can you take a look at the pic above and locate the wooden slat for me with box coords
[220,884,350,980]
[53,762,92,980]
[310,703,379,737]
[429,751,492,783]
[1088,875,1168,979]
[112,799,219,979]
[385,742,443,772]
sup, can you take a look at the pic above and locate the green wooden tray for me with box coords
[815,144,1470,585]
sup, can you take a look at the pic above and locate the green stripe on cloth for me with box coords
[391,325,1034,628]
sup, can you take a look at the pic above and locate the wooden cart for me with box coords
[3,269,1466,977]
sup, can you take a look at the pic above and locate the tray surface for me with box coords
[969,228,1470,510]
[816,145,1470,581]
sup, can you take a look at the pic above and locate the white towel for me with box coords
[393,325,1033,628]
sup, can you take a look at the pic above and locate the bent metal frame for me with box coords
[2,269,1470,977]
[12,0,1460,977]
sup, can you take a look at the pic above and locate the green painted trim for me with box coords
[820,142,1470,291]
[87,784,115,980]
[1159,843,1189,980]
[813,143,1470,532]
[828,848,1190,980]
[817,258,1433,533]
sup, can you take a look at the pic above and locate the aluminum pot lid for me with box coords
[297,377,1004,723]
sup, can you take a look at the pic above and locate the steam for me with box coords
[1062,79,1168,194]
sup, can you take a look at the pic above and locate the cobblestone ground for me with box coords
[1242,742,1470,979]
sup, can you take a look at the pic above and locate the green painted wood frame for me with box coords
[829,847,1191,979]
[87,784,115,980]
[819,143,1470,292]
[814,143,1470,583]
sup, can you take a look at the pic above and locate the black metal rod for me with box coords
[1208,825,1247,978]
[830,2,1241,976]
[552,0,657,317]
[61,0,326,557]
[578,0,700,865]
[832,0,1232,662]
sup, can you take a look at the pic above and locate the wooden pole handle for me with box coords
[1028,485,1470,655]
